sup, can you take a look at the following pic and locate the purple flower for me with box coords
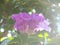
[12,12,51,34]
[35,19,51,32]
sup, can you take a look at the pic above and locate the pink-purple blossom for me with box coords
[12,12,51,34]
[35,20,51,32]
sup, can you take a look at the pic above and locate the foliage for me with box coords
[0,0,60,45]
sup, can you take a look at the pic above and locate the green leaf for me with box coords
[4,0,9,4]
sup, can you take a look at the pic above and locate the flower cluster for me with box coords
[12,12,51,34]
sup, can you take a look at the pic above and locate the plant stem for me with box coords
[44,37,47,45]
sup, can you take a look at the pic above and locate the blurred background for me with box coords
[0,0,60,45]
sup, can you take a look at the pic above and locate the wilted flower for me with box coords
[12,12,51,34]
